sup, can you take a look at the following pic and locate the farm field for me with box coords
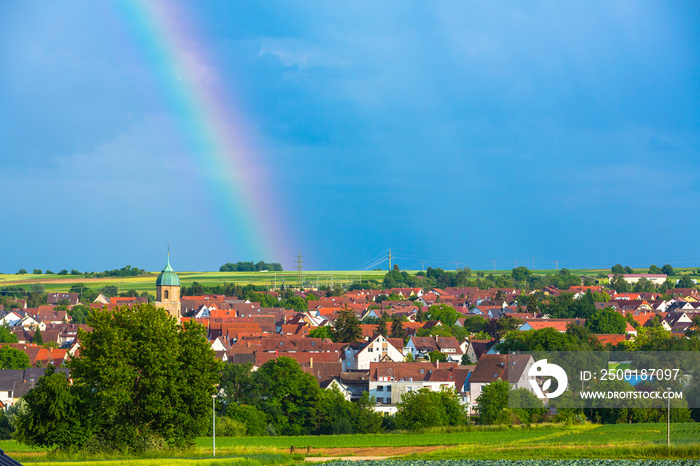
[4,423,700,464]
[2,268,700,296]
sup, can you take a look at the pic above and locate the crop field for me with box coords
[0,270,389,295]
[2,267,700,296]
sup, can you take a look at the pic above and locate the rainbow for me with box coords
[115,0,293,265]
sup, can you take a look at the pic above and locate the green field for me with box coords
[3,423,700,464]
[2,267,699,296]
[0,270,389,295]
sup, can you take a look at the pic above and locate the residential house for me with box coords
[342,334,404,370]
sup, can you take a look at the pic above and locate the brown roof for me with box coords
[469,354,532,384]
[369,361,436,382]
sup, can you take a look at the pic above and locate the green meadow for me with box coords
[2,423,700,465]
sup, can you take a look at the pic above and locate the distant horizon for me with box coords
[2,261,697,276]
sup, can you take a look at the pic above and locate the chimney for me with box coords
[436,360,440,369]
[310,357,313,368]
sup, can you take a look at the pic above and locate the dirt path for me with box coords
[304,446,446,461]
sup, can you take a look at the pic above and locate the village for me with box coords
[0,259,698,420]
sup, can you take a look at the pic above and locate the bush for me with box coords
[215,416,247,437]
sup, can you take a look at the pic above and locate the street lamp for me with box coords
[212,394,217,457]
[667,387,671,447]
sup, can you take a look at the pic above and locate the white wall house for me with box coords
[344,335,404,370]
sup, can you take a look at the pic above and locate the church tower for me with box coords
[155,253,181,321]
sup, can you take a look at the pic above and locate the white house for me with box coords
[343,334,404,370]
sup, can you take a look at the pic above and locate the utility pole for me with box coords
[388,249,392,270]
[296,251,303,289]
[555,261,558,270]
[421,262,425,271]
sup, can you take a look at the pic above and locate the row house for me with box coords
[47,293,80,306]
[368,361,471,413]
[405,336,463,362]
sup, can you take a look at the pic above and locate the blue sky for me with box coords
[1,1,699,273]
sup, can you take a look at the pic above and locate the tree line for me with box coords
[219,261,283,272]
[14,265,147,278]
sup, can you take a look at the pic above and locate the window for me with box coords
[419,369,425,374]
[311,341,316,346]
[368,347,373,352]
[377,397,384,403]
[164,290,169,299]
[377,385,384,391]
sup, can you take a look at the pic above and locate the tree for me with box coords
[351,391,383,433]
[676,275,695,289]
[649,264,662,274]
[395,387,466,429]
[63,303,220,451]
[30,283,45,294]
[624,266,634,274]
[477,379,511,425]
[662,264,674,276]
[68,305,91,324]
[389,314,407,341]
[0,326,18,344]
[509,387,546,424]
[32,329,43,345]
[633,277,655,293]
[511,266,530,283]
[227,403,267,436]
[332,308,362,343]
[427,304,460,326]
[377,311,389,337]
[16,269,27,275]
[308,326,335,341]
[220,362,257,406]
[252,356,323,435]
[610,274,629,293]
[586,308,626,335]
[100,285,118,298]
[428,350,448,363]
[497,327,579,353]
[0,346,29,369]
[14,367,89,449]
[611,264,625,275]
[32,269,42,275]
